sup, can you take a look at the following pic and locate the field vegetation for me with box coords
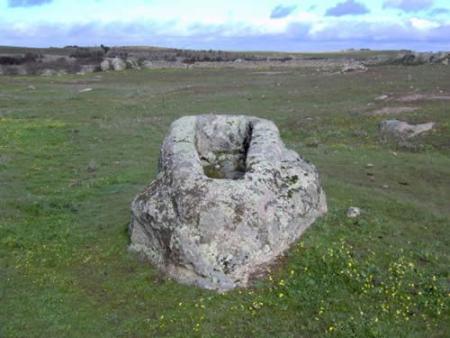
[0,60,449,337]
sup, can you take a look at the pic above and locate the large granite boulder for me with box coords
[129,115,327,291]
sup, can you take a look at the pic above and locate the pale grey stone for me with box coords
[129,115,327,291]
[341,63,368,73]
[379,119,434,140]
[126,58,140,70]
[347,207,361,218]
[100,59,111,72]
[111,58,126,71]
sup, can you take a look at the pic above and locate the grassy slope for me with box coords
[0,64,449,337]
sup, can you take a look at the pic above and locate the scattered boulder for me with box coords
[126,57,140,70]
[341,63,368,73]
[100,59,111,72]
[129,114,327,291]
[379,119,434,140]
[430,52,449,64]
[346,207,361,218]
[111,57,126,71]
[79,88,93,93]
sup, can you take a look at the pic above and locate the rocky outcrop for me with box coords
[129,115,327,291]
[394,52,449,65]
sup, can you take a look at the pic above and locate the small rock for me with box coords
[87,160,97,173]
[375,94,389,101]
[347,207,361,218]
[79,88,93,93]
[27,85,36,90]
[382,184,389,189]
[366,163,374,168]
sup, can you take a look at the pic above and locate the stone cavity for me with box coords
[129,115,327,291]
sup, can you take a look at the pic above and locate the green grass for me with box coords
[0,64,449,337]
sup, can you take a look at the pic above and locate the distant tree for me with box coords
[100,44,110,55]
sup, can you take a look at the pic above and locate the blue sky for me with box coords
[1,0,449,51]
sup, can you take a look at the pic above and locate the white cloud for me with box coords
[410,17,440,30]
[383,0,434,12]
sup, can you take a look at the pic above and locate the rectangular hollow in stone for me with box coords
[195,117,253,180]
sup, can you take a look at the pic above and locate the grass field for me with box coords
[0,64,449,337]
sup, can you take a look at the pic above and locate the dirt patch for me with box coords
[369,106,418,116]
[396,93,450,102]
[252,71,290,75]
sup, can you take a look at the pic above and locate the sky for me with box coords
[1,0,450,51]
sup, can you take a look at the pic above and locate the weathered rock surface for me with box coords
[395,52,449,65]
[379,119,434,140]
[129,115,327,291]
[100,59,111,72]
[111,57,126,71]
[126,57,140,70]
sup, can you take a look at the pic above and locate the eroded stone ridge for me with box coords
[129,115,327,291]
